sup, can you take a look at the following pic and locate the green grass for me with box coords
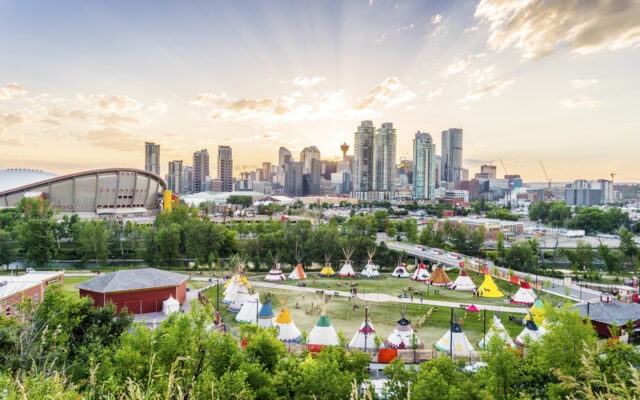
[61,276,92,295]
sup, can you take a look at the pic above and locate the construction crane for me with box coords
[499,159,508,176]
[499,159,511,206]
[540,161,553,201]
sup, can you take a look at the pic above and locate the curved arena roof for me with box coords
[0,169,59,192]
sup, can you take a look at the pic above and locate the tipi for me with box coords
[257,298,276,328]
[288,263,307,280]
[391,258,410,278]
[319,255,336,277]
[361,249,380,279]
[338,246,357,278]
[265,255,287,282]
[307,306,340,349]
[434,321,474,353]
[479,315,516,348]
[477,272,504,298]
[385,308,422,349]
[450,269,475,291]
[515,319,547,346]
[349,315,376,350]
[411,263,430,282]
[228,286,250,313]
[525,299,546,325]
[428,266,452,286]
[236,293,260,323]
[223,275,251,305]
[274,299,303,343]
[511,282,537,305]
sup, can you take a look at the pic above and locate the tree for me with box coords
[619,227,639,269]
[157,222,181,266]
[403,219,418,243]
[0,229,14,270]
[16,198,56,267]
[598,244,621,275]
[77,220,110,269]
[373,210,389,232]
[496,231,505,264]
[480,336,521,400]
[505,240,537,272]
[227,195,253,208]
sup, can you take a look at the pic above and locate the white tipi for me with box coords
[274,299,303,343]
[479,315,516,348]
[228,284,250,313]
[264,256,287,282]
[349,310,376,350]
[411,263,430,282]
[450,269,475,291]
[288,263,307,280]
[391,258,410,278]
[385,308,422,349]
[307,307,340,349]
[511,282,537,305]
[434,322,474,353]
[515,319,547,346]
[338,246,357,278]
[361,248,380,279]
[236,293,260,323]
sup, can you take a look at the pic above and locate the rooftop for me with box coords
[76,268,188,293]
[573,300,640,326]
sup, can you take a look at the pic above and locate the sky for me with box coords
[1,0,639,182]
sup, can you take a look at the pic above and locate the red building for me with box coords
[573,298,640,337]
[77,268,188,314]
[1,271,64,318]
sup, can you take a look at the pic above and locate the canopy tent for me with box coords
[450,270,475,291]
[236,293,260,323]
[479,315,516,348]
[477,274,504,298]
[428,266,452,286]
[264,263,287,282]
[338,261,357,278]
[434,322,474,353]
[385,317,422,349]
[515,319,547,346]
[257,299,276,328]
[162,296,180,316]
[274,305,303,343]
[288,264,307,280]
[349,319,376,350]
[228,288,250,313]
[391,263,410,278]
[510,275,520,284]
[307,313,340,347]
[411,264,430,282]
[525,299,546,325]
[511,282,537,305]
[465,304,479,312]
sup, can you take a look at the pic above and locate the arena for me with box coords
[0,168,165,219]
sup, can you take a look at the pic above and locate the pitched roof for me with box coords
[573,300,640,326]
[76,268,188,293]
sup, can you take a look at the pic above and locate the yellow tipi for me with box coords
[477,273,504,298]
[525,299,546,325]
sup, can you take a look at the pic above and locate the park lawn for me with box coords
[204,285,526,350]
[61,276,92,295]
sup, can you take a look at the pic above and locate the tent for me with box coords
[361,248,380,279]
[349,319,376,350]
[465,304,479,312]
[477,274,504,298]
[391,261,410,278]
[288,264,307,280]
[162,296,180,316]
[511,282,537,305]
[257,299,276,328]
[385,316,422,349]
[450,270,475,291]
[515,319,547,346]
[228,287,250,313]
[319,255,336,277]
[274,303,303,343]
[223,275,251,304]
[411,264,430,282]
[264,263,287,282]
[307,311,340,348]
[428,266,452,286]
[434,322,474,353]
[525,299,546,325]
[479,315,516,348]
[338,246,357,277]
[236,293,260,323]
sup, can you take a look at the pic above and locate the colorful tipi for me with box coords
[411,264,430,282]
[479,315,515,348]
[511,282,537,305]
[338,246,357,277]
[428,266,452,286]
[385,309,422,349]
[349,317,376,350]
[319,255,336,277]
[257,298,276,329]
[236,293,260,323]
[434,322,474,353]
[307,306,340,350]
[450,269,475,291]
[288,263,307,280]
[361,249,380,278]
[477,272,504,298]
[525,299,546,325]
[392,258,410,278]
[265,255,287,282]
[274,300,303,343]
[515,319,547,346]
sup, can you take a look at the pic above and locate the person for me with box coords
[434,306,438,312]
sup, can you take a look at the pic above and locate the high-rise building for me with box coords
[373,122,396,193]
[193,149,210,193]
[480,164,497,179]
[303,158,321,195]
[441,128,463,183]
[167,160,183,193]
[412,132,436,200]
[300,146,321,174]
[262,162,272,182]
[145,142,160,175]
[278,147,292,168]
[217,146,233,192]
[353,120,375,194]
[284,161,303,196]
[182,166,193,193]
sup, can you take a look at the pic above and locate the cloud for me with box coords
[39,108,89,125]
[397,23,415,32]
[462,78,515,102]
[190,93,228,106]
[442,58,471,77]
[571,79,599,89]
[427,88,443,100]
[354,77,416,110]
[80,127,147,151]
[99,113,145,126]
[431,14,443,24]
[0,82,29,100]
[148,101,168,114]
[562,97,599,108]
[90,94,140,112]
[291,76,326,88]
[0,112,25,131]
[375,33,387,43]
[474,0,640,58]
[191,92,307,122]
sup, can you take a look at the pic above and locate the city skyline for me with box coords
[1,0,639,182]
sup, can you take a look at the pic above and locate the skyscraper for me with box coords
[300,146,321,174]
[441,128,463,183]
[193,149,210,193]
[144,142,160,175]
[353,120,375,195]
[167,160,183,193]
[182,166,193,193]
[284,161,303,196]
[278,147,292,168]
[412,132,436,200]
[217,146,233,192]
[373,122,396,193]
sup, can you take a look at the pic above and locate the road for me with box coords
[385,241,603,302]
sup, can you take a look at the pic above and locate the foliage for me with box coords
[227,195,254,208]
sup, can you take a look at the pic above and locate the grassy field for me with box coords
[204,284,527,349]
